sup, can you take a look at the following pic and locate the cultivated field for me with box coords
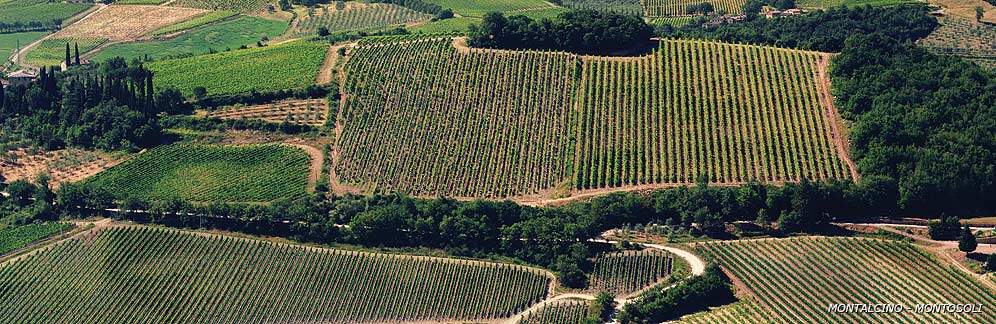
[152,10,238,36]
[337,38,854,199]
[292,3,432,36]
[207,98,329,126]
[0,31,46,59]
[427,0,556,17]
[919,16,996,69]
[0,223,72,256]
[928,0,996,24]
[93,16,288,62]
[796,0,921,8]
[0,148,125,187]
[0,226,551,322]
[84,144,311,202]
[22,37,106,67]
[147,40,327,97]
[588,249,675,296]
[679,298,772,323]
[169,0,274,14]
[56,5,208,42]
[561,0,644,16]
[519,299,591,324]
[641,0,748,17]
[696,237,996,323]
[0,0,91,32]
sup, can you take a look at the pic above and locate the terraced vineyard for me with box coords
[519,299,591,324]
[292,3,431,36]
[0,226,551,322]
[679,298,773,323]
[697,237,996,323]
[148,40,327,97]
[561,0,644,16]
[169,0,274,13]
[208,98,329,126]
[84,144,311,202]
[337,38,853,199]
[338,38,578,198]
[919,16,996,69]
[641,0,747,16]
[588,249,674,296]
[23,37,106,67]
[0,223,72,256]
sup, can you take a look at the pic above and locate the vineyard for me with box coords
[338,38,577,198]
[0,31,46,59]
[649,16,696,27]
[93,16,288,62]
[518,299,591,324]
[0,0,91,32]
[292,2,431,36]
[22,37,106,68]
[147,40,327,97]
[56,5,208,42]
[84,144,311,202]
[588,249,675,296]
[696,237,996,323]
[0,226,551,322]
[919,16,996,70]
[151,10,237,36]
[641,0,747,17]
[337,37,853,199]
[0,223,72,256]
[561,0,644,16]
[796,0,920,8]
[679,298,773,323]
[169,0,274,13]
[0,148,126,187]
[427,0,556,17]
[208,98,329,126]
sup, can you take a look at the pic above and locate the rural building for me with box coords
[3,70,37,86]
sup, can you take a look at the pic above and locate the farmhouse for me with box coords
[3,69,37,86]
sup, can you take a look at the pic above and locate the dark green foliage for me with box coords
[685,2,714,14]
[368,0,447,15]
[587,292,616,323]
[928,215,962,241]
[959,225,977,253]
[617,265,735,323]
[468,10,653,54]
[986,253,996,272]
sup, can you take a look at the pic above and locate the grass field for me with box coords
[519,299,591,324]
[0,31,46,59]
[93,16,287,62]
[292,2,431,36]
[56,5,207,42]
[23,37,106,67]
[696,237,996,323]
[151,10,237,36]
[84,144,311,202]
[641,0,748,16]
[426,0,556,18]
[0,226,550,322]
[169,0,275,13]
[337,38,853,199]
[0,0,91,32]
[0,223,72,256]
[147,40,326,97]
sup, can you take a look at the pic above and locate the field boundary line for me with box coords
[816,52,860,182]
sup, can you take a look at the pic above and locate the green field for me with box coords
[0,226,551,322]
[560,0,644,16]
[0,222,72,256]
[796,0,919,8]
[22,37,106,67]
[152,10,238,36]
[147,40,326,97]
[409,17,480,34]
[85,144,311,202]
[696,237,996,323]
[292,3,431,36]
[0,0,91,32]
[641,0,748,16]
[169,0,274,13]
[94,16,287,62]
[0,31,47,59]
[426,0,555,18]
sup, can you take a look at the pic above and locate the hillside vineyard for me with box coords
[337,38,855,198]
[0,227,550,323]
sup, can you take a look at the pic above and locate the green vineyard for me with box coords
[696,237,996,323]
[560,0,644,16]
[84,144,311,202]
[169,0,273,13]
[0,223,72,256]
[588,249,674,296]
[679,298,772,323]
[640,0,747,17]
[23,37,106,67]
[292,3,431,36]
[336,37,854,199]
[0,226,551,323]
[519,299,591,324]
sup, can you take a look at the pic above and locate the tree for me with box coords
[986,253,996,272]
[434,8,453,20]
[928,215,962,240]
[977,6,985,22]
[74,43,80,65]
[586,292,616,323]
[192,86,208,100]
[317,26,329,37]
[64,43,71,67]
[959,225,977,253]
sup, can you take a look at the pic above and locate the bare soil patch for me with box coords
[56,4,207,42]
[1,148,128,187]
[207,98,329,126]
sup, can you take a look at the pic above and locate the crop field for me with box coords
[561,0,644,16]
[679,298,772,323]
[0,226,550,322]
[588,249,674,296]
[208,98,329,126]
[152,10,237,36]
[22,37,106,67]
[696,237,996,323]
[519,299,591,324]
[0,223,72,256]
[169,0,275,13]
[919,16,996,70]
[0,148,125,187]
[0,0,91,32]
[426,0,556,18]
[93,16,288,62]
[0,31,46,59]
[337,38,852,199]
[292,3,431,36]
[147,40,327,97]
[641,0,747,17]
[55,5,208,42]
[796,0,920,8]
[84,144,311,202]
[650,16,696,27]
[409,16,480,34]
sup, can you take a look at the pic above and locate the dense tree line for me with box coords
[617,265,734,323]
[660,5,937,52]
[742,0,796,15]
[468,10,653,54]
[0,176,56,226]
[1,59,185,151]
[0,21,57,33]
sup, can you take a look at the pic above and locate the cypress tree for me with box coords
[959,225,977,253]
[65,43,71,67]
[0,82,5,110]
[74,43,80,66]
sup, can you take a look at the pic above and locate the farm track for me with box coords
[815,53,859,181]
